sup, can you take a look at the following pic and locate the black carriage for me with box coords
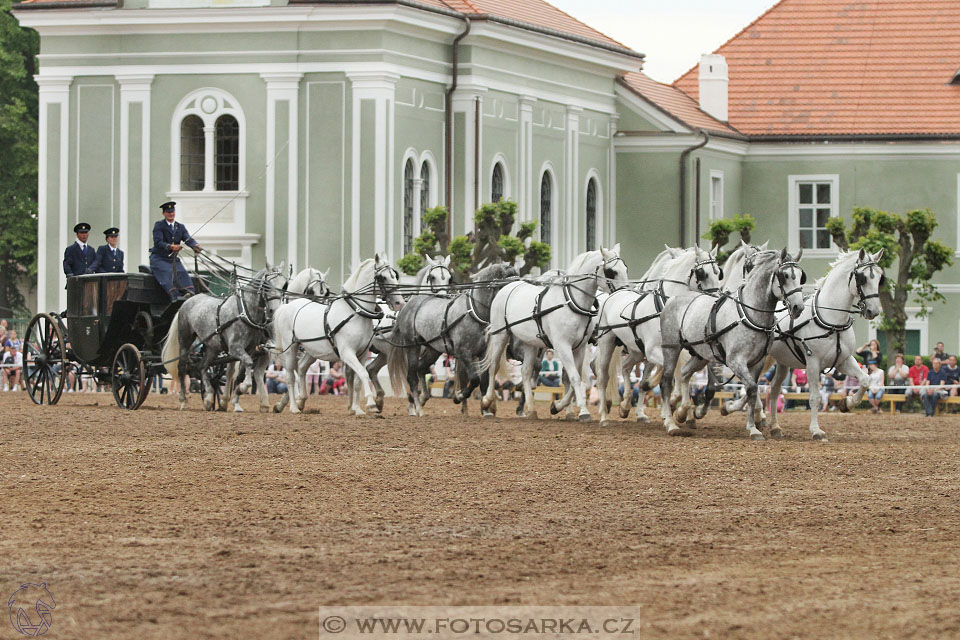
[23,271,229,410]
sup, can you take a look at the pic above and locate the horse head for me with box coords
[420,254,453,294]
[374,252,405,311]
[774,247,806,319]
[849,248,885,320]
[598,243,629,293]
[690,246,723,293]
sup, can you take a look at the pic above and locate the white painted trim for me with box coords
[489,153,511,204]
[387,97,396,261]
[787,174,840,256]
[36,76,72,311]
[607,115,618,247]
[262,73,302,269]
[956,173,960,258]
[934,284,960,293]
[613,83,688,133]
[117,75,154,268]
[746,143,960,157]
[400,148,419,255]
[565,106,581,264]
[614,133,748,156]
[709,169,724,221]
[170,87,247,195]
[539,161,558,267]
[518,95,536,223]
[867,307,929,356]
[584,169,602,252]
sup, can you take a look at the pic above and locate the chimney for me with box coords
[698,53,728,122]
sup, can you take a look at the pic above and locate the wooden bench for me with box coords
[707,390,959,414]
[428,380,564,401]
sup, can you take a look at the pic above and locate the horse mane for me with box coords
[724,244,749,274]
[566,250,602,274]
[471,262,508,282]
[342,258,374,292]
[639,248,675,282]
[661,248,699,277]
[814,250,860,288]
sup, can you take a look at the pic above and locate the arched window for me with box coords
[420,161,431,228]
[540,171,552,245]
[403,159,415,256]
[491,162,504,203]
[180,115,205,191]
[215,115,239,191]
[586,178,598,251]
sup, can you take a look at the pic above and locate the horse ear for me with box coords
[858,248,866,262]
[795,248,803,262]
[321,268,330,280]
[265,260,274,270]
[425,254,436,266]
[740,239,749,249]
[780,247,787,261]
[760,240,769,251]
[873,248,885,262]
[276,260,285,273]
[601,246,613,260]
[611,242,621,256]
[664,244,681,258]
[443,254,452,267]
[710,245,719,258]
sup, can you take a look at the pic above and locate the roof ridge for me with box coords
[672,0,787,86]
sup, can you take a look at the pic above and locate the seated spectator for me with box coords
[495,358,521,401]
[887,354,909,387]
[856,339,882,366]
[905,355,929,410]
[2,344,22,392]
[690,367,708,405]
[792,368,809,393]
[307,359,322,395]
[819,370,836,411]
[0,319,7,345]
[924,357,949,417]
[323,360,345,395]
[866,360,885,413]
[844,364,862,399]
[439,354,456,398]
[934,341,949,362]
[538,349,561,387]
[4,329,21,352]
[265,361,288,395]
[944,355,960,412]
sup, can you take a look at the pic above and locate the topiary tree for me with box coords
[826,207,953,355]
[399,200,551,279]
[702,213,756,265]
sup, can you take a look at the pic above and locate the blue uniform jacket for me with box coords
[91,245,124,273]
[150,220,198,257]
[63,242,96,277]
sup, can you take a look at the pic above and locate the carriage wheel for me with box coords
[203,361,228,411]
[23,312,67,405]
[111,343,148,410]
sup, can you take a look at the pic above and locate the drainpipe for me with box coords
[474,96,481,213]
[444,17,471,240]
[679,129,709,247]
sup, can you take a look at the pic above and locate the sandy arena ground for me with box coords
[2,389,960,639]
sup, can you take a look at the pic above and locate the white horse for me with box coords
[594,246,722,426]
[479,246,629,420]
[766,248,885,440]
[270,253,404,416]
[659,248,806,439]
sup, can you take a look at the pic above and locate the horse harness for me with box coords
[411,288,490,354]
[200,271,284,345]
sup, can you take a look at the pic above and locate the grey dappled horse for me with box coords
[387,262,518,417]
[162,263,288,412]
[658,248,806,439]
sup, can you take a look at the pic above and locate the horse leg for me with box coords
[802,358,824,440]
[341,349,377,415]
[674,357,705,425]
[658,344,684,435]
[594,333,616,426]
[292,351,311,412]
[225,361,240,412]
[417,349,440,408]
[518,344,540,419]
[767,363,790,439]
[552,343,590,421]
[693,364,719,421]
[726,355,763,440]
[480,332,509,415]
[403,346,424,417]
[670,350,691,412]
[367,349,388,412]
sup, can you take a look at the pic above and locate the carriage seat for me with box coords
[139,264,152,275]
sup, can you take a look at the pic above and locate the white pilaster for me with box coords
[117,74,153,269]
[348,71,397,263]
[261,72,302,268]
[519,96,536,223]
[607,114,619,247]
[565,105,582,263]
[452,84,486,234]
[37,76,72,311]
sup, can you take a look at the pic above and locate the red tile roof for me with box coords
[673,0,960,137]
[620,72,740,136]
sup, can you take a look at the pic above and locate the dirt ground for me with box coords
[2,389,960,639]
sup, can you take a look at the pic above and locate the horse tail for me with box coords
[475,325,498,374]
[162,310,182,381]
[386,335,409,399]
[606,345,622,404]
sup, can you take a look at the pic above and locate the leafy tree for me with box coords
[0,0,39,316]
[826,207,953,355]
[702,213,755,265]
[398,200,551,279]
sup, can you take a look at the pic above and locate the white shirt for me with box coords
[3,352,22,368]
[869,368,884,393]
[76,240,87,252]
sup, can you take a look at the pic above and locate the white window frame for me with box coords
[788,174,839,255]
[955,173,960,258]
[584,169,603,252]
[868,307,928,356]
[489,154,511,204]
[709,169,724,220]
[539,161,558,267]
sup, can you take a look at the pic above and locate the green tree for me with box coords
[398,200,551,279]
[0,0,38,315]
[826,207,953,355]
[702,213,755,265]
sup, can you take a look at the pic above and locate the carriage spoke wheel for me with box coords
[23,312,67,405]
[203,361,228,411]
[111,344,148,410]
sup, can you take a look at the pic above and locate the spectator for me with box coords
[539,349,561,387]
[844,364,862,400]
[905,355,929,411]
[690,367,708,405]
[265,361,288,395]
[819,370,836,411]
[4,329,21,352]
[887,354,909,387]
[944,355,960,412]
[439,354,456,398]
[323,360,345,395]
[2,344,22,391]
[792,368,809,392]
[856,339,882,366]
[866,360,885,413]
[307,359,322,395]
[495,358,521,401]
[934,341,949,362]
[618,364,642,407]
[924,357,949,417]
[0,319,8,345]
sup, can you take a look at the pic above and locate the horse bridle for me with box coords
[425,263,453,294]
[849,260,884,312]
[691,256,722,293]
[597,255,628,291]
[774,260,806,301]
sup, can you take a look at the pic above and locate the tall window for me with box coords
[403,159,415,256]
[180,115,205,191]
[215,115,240,191]
[790,175,838,252]
[540,172,552,245]
[420,161,431,229]
[710,171,724,220]
[585,178,598,251]
[492,162,504,203]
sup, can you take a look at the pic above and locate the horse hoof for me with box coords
[719,403,729,417]
[604,400,612,412]
[637,415,651,424]
[259,406,271,413]
[578,413,592,422]
[527,411,539,420]
[233,406,244,413]
[750,432,765,441]
[272,404,282,413]
[376,399,384,412]
[667,427,692,438]
[600,419,612,427]
[812,431,828,442]
[758,416,768,429]
[769,427,783,440]
[366,404,379,414]
[549,401,561,415]
[483,412,497,419]
[683,418,697,429]
[838,400,851,413]
[618,405,631,419]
